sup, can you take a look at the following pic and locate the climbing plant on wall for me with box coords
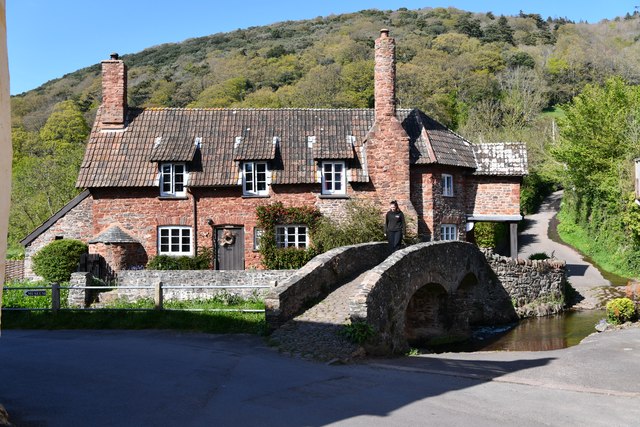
[256,202,322,269]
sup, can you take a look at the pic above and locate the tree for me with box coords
[39,100,90,153]
[189,77,252,108]
[482,15,515,45]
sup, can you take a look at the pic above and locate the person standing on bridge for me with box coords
[385,200,405,253]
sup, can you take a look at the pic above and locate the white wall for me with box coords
[0,0,11,320]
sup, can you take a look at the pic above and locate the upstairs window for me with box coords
[442,174,454,197]
[276,225,308,249]
[441,224,457,241]
[243,162,269,196]
[321,161,346,195]
[158,226,193,256]
[160,163,187,197]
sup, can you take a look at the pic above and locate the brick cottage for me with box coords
[21,29,527,277]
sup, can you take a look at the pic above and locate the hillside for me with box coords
[8,6,640,253]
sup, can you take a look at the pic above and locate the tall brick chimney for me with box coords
[101,53,127,128]
[374,29,396,119]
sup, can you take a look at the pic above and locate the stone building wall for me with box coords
[23,195,93,280]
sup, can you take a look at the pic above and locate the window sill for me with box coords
[318,194,349,199]
[242,194,270,199]
[158,196,188,200]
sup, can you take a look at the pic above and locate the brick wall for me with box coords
[24,195,93,280]
[367,30,418,232]
[467,175,522,216]
[100,57,127,128]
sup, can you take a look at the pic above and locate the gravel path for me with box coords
[518,190,612,308]
[270,272,369,361]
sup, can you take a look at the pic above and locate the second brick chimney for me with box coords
[374,29,396,119]
[101,53,127,129]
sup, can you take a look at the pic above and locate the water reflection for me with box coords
[426,310,606,353]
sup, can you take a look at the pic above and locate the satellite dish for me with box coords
[465,222,474,232]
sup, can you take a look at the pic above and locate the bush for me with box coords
[606,297,636,324]
[32,239,88,282]
[529,252,550,260]
[312,200,384,252]
[146,247,212,270]
[2,279,69,309]
[473,222,507,249]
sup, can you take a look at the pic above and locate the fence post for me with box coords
[154,281,163,310]
[51,282,60,313]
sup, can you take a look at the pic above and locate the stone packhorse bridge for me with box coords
[266,241,562,359]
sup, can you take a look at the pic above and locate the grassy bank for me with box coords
[556,207,637,280]
[1,310,267,334]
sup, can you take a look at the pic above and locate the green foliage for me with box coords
[2,280,69,309]
[520,171,556,214]
[32,239,88,283]
[312,200,384,252]
[340,321,376,344]
[146,247,212,270]
[473,222,507,249]
[606,297,636,324]
[528,252,550,260]
[256,202,322,269]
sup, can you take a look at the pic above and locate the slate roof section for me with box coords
[403,109,476,168]
[473,143,528,176]
[77,106,525,189]
[88,225,141,244]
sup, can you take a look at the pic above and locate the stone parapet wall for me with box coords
[265,242,388,330]
[481,249,567,317]
[68,269,291,307]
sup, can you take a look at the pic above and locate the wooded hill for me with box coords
[9,7,640,259]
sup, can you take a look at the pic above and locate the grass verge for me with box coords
[1,310,267,335]
[556,209,635,279]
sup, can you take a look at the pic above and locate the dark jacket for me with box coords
[385,210,405,233]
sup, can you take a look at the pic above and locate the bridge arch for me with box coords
[350,241,516,354]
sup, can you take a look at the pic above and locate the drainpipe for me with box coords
[188,188,198,255]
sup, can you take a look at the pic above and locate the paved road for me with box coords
[0,329,638,426]
[518,190,611,308]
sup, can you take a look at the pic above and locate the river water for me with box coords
[427,309,607,353]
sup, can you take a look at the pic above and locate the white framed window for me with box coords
[321,161,346,195]
[160,163,187,197]
[276,225,308,249]
[253,227,264,251]
[442,174,454,197]
[243,162,269,196]
[158,226,193,256]
[441,224,457,241]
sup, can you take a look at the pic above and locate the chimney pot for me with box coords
[110,52,119,60]
[380,28,389,38]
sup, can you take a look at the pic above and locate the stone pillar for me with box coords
[101,53,127,128]
[510,222,518,259]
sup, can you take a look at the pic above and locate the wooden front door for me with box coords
[215,227,245,270]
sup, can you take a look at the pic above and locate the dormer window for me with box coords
[321,161,346,195]
[160,163,187,197]
[243,161,269,196]
[442,174,454,197]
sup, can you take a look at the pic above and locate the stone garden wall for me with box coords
[482,249,567,317]
[68,269,291,308]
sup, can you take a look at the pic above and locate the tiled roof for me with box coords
[403,109,476,168]
[77,107,525,189]
[473,143,528,176]
[88,225,141,244]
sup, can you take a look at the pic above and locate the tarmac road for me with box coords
[0,328,638,426]
[518,190,612,308]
